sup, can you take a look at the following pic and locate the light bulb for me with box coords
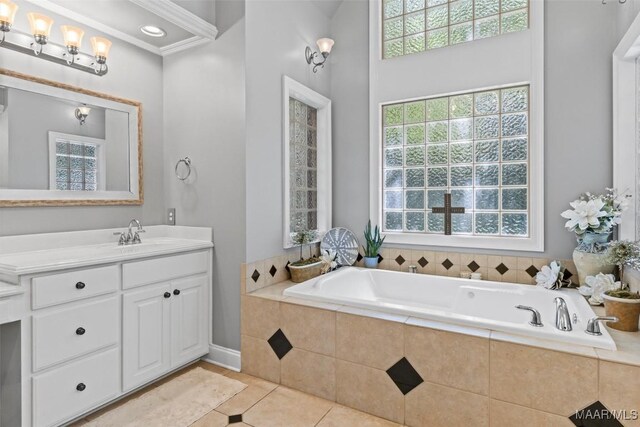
[0,0,18,26]
[90,36,112,59]
[27,13,53,38]
[61,25,84,49]
[316,38,335,55]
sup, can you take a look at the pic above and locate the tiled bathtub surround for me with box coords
[241,283,640,427]
[243,247,579,294]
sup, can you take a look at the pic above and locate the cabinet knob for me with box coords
[173,289,181,296]
[76,327,86,336]
[75,282,86,290]
[164,292,171,298]
[76,383,86,391]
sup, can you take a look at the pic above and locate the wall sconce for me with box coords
[305,38,334,73]
[0,0,18,43]
[0,5,111,76]
[75,105,90,125]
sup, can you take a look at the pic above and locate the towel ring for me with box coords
[175,157,192,181]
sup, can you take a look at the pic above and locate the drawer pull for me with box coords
[76,383,86,392]
[75,282,86,290]
[76,327,86,336]
[164,292,171,299]
[173,289,181,296]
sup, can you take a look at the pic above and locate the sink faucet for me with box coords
[554,297,572,332]
[113,219,145,245]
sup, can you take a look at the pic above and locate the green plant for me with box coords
[364,220,385,258]
[291,229,318,261]
[604,289,640,300]
[606,240,640,284]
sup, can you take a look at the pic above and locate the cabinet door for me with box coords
[170,275,209,367]
[122,282,171,391]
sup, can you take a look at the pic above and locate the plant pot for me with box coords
[363,256,379,269]
[289,261,323,283]
[603,293,640,332]
[573,250,615,285]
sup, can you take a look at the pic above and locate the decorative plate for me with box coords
[321,227,360,266]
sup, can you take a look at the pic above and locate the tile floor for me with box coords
[70,361,403,427]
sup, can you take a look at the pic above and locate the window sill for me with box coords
[382,232,544,252]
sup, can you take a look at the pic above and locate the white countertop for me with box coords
[0,226,213,276]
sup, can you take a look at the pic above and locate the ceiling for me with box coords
[310,0,345,18]
[20,0,218,56]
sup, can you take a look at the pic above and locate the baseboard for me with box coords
[202,343,241,372]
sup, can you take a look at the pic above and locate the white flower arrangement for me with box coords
[535,261,572,290]
[578,273,621,305]
[560,188,629,236]
[320,250,338,274]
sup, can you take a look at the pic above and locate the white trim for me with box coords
[282,76,333,248]
[160,36,211,56]
[202,344,241,372]
[613,11,640,241]
[48,132,107,191]
[128,0,218,40]
[368,0,544,252]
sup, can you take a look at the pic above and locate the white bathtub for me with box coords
[283,267,617,351]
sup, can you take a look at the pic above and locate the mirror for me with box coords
[0,69,142,206]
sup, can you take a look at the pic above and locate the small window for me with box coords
[381,85,530,236]
[48,132,106,191]
[382,0,529,59]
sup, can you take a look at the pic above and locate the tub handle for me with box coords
[585,316,618,336]
[515,305,544,327]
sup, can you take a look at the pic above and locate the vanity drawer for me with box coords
[123,251,208,289]
[32,265,119,309]
[32,297,119,372]
[32,348,119,427]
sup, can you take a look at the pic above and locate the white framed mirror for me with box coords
[0,68,142,206]
[282,76,332,248]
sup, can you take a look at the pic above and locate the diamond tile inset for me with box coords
[269,265,277,277]
[377,254,384,263]
[356,253,363,262]
[418,257,429,268]
[267,329,292,360]
[442,258,453,270]
[386,357,424,395]
[496,263,509,275]
[525,265,539,278]
[563,269,573,281]
[396,255,406,266]
[251,269,260,283]
[569,401,623,427]
[467,261,480,272]
[228,414,243,424]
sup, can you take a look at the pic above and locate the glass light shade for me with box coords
[61,25,84,48]
[316,38,334,54]
[0,0,18,25]
[27,13,53,37]
[90,36,112,58]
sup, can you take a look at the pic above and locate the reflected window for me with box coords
[48,132,105,191]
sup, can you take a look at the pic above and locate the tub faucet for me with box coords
[515,305,543,327]
[554,297,572,332]
[585,316,618,336]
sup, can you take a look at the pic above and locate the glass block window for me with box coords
[382,0,529,59]
[381,85,529,236]
[289,97,318,234]
[54,140,98,191]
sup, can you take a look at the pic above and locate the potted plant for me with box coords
[288,230,323,283]
[560,188,629,284]
[602,240,640,332]
[363,220,385,269]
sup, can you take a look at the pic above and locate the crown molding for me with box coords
[128,0,218,40]
[160,35,211,56]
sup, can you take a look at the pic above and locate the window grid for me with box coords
[55,141,97,191]
[382,0,529,59]
[289,98,319,234]
[382,85,530,236]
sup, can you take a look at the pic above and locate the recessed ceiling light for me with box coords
[140,25,166,38]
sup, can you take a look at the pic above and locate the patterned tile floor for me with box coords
[70,361,402,426]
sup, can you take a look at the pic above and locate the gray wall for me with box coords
[245,0,332,263]
[0,2,164,236]
[163,1,246,351]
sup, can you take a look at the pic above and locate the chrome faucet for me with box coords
[516,305,543,327]
[554,297,572,332]
[113,219,145,245]
[585,316,619,336]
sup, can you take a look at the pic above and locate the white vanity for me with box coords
[0,225,214,427]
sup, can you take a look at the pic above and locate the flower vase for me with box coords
[572,232,614,285]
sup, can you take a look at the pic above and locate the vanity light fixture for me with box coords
[0,0,18,43]
[0,6,111,76]
[75,105,90,125]
[305,38,334,73]
[61,25,84,64]
[27,12,53,55]
[140,25,166,38]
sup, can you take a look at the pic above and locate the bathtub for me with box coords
[283,267,617,351]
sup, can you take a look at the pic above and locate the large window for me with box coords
[381,85,529,236]
[383,0,529,59]
[48,132,106,191]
